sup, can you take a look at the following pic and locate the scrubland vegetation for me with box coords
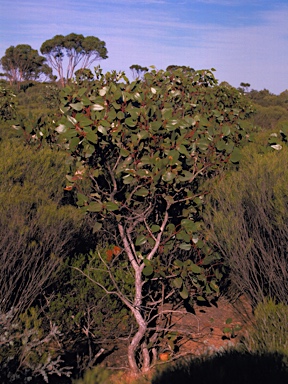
[1,50,288,383]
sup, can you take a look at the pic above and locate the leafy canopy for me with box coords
[0,44,52,84]
[54,66,254,372]
[56,66,253,299]
[40,33,108,86]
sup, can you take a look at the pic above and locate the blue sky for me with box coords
[1,0,287,94]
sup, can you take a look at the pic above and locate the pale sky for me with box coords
[1,0,287,94]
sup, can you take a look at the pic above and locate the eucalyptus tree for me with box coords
[55,67,253,374]
[166,65,195,74]
[40,33,108,86]
[0,44,52,84]
[130,64,149,79]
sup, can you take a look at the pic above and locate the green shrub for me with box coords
[243,299,288,359]
[249,104,288,130]
[0,139,83,315]
[46,251,133,368]
[0,307,72,383]
[205,145,288,305]
[0,84,16,121]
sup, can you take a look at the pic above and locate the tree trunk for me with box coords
[118,223,151,373]
[127,308,147,373]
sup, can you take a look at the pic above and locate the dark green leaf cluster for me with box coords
[0,44,52,83]
[55,66,253,302]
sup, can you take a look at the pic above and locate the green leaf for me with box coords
[174,259,183,268]
[93,222,103,233]
[230,147,242,163]
[222,125,231,136]
[150,225,160,233]
[179,243,191,251]
[198,138,209,151]
[99,120,111,128]
[98,125,107,135]
[106,201,119,211]
[180,285,189,299]
[86,130,98,143]
[143,265,153,276]
[136,235,147,246]
[67,115,77,125]
[69,137,80,151]
[78,87,88,97]
[77,193,88,205]
[178,170,194,182]
[197,296,206,302]
[91,104,104,111]
[87,202,103,212]
[177,144,189,156]
[226,318,233,325]
[174,277,183,289]
[181,219,198,233]
[134,188,149,197]
[81,96,91,106]
[137,130,149,140]
[117,111,125,120]
[120,148,130,157]
[162,171,175,182]
[201,254,216,266]
[190,263,202,274]
[76,114,93,126]
[216,140,227,151]
[123,175,135,185]
[70,102,83,111]
[125,117,137,127]
[210,281,219,292]
[166,120,179,130]
[150,121,162,131]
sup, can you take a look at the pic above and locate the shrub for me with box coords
[54,65,254,373]
[0,140,83,316]
[0,84,16,121]
[249,104,288,130]
[205,145,288,306]
[46,251,133,373]
[243,299,288,359]
[0,307,72,383]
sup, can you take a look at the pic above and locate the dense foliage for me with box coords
[40,33,108,86]
[54,66,253,372]
[1,58,288,381]
[0,45,53,84]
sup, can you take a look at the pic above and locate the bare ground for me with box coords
[102,295,253,370]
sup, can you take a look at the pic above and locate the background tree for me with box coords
[166,65,195,74]
[239,82,251,93]
[129,64,148,79]
[55,66,253,374]
[40,33,108,86]
[0,44,53,85]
